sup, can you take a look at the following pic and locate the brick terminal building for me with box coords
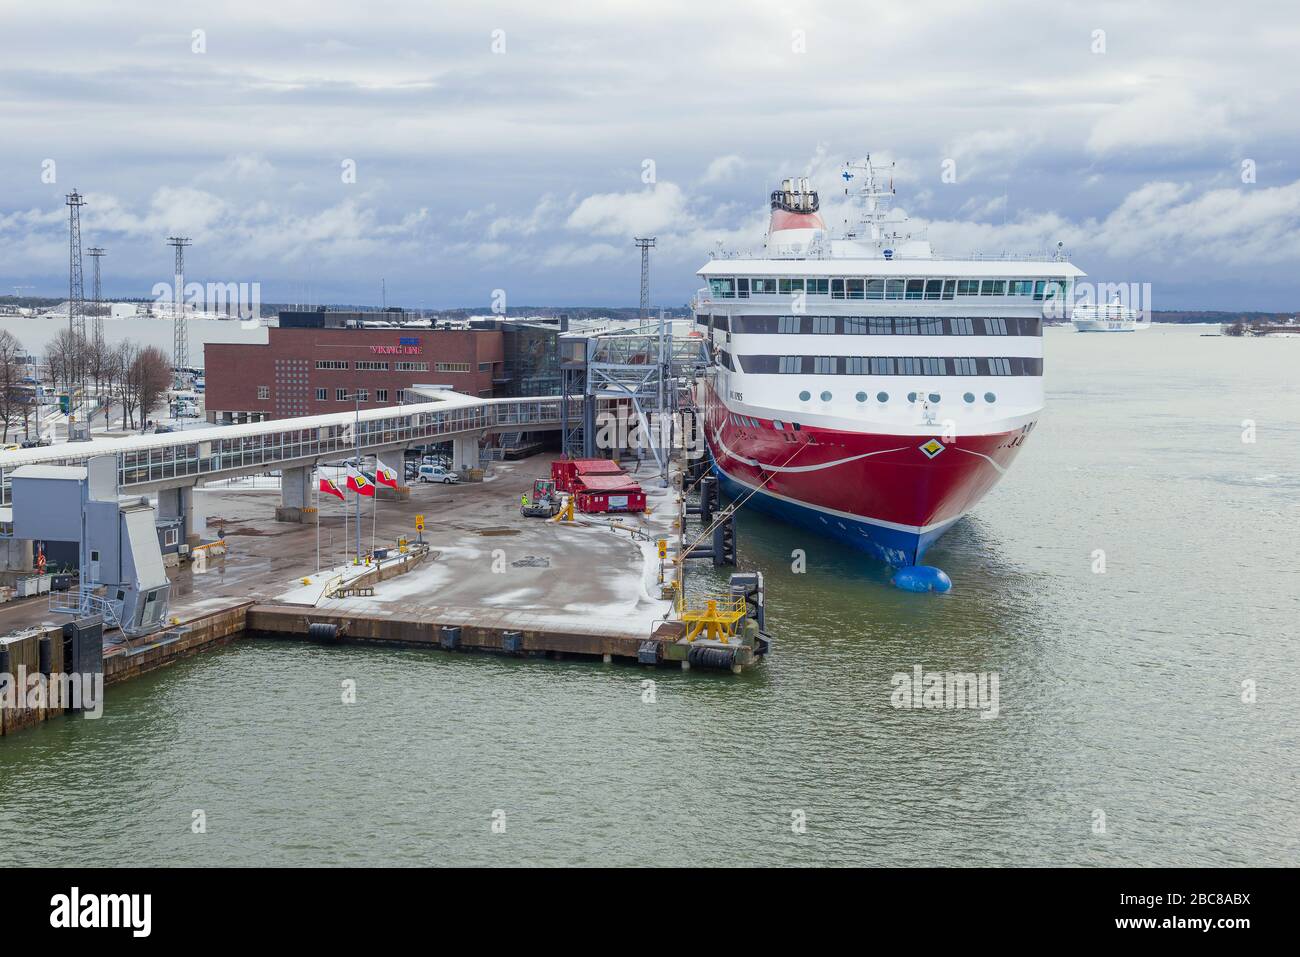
[204,311,510,423]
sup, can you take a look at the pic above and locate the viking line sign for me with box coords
[370,338,423,354]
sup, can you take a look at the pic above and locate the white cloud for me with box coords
[701,155,745,184]
[566,184,692,238]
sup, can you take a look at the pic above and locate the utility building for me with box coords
[9,457,171,637]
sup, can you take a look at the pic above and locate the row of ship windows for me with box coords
[736,391,1000,409]
[727,389,1002,434]
[724,354,1041,376]
[700,314,1039,337]
[708,277,1069,300]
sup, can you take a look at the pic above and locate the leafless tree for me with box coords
[0,330,26,442]
[116,341,141,429]
[134,345,172,427]
[42,328,90,397]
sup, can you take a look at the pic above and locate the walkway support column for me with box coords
[451,436,480,475]
[276,466,316,524]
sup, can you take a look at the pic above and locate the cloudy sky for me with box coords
[2,0,1298,310]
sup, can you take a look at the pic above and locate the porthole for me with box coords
[799,390,811,402]
[855,391,868,403]
[820,391,832,402]
[984,392,997,403]
[963,392,975,403]
[928,393,941,403]
[907,391,917,403]
[876,391,889,403]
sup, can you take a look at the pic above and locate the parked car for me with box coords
[418,464,460,484]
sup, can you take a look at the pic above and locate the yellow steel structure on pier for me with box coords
[679,595,747,644]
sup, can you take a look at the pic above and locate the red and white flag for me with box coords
[346,468,376,497]
[375,459,399,488]
[319,477,345,501]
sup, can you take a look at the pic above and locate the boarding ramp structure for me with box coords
[0,392,562,543]
[9,457,171,638]
[560,317,709,485]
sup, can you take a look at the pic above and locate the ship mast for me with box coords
[841,155,897,245]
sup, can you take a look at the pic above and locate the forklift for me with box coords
[520,478,561,518]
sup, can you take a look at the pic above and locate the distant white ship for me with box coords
[1071,297,1147,332]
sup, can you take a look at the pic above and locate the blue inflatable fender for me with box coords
[892,565,953,593]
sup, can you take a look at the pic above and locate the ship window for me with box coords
[866,279,885,300]
[876,391,888,402]
[820,391,832,402]
[922,357,946,376]
[813,356,836,374]
[1010,280,1033,296]
[736,277,749,298]
[950,317,974,335]
[709,278,735,298]
[984,317,1008,335]
[918,318,943,335]
[885,279,905,300]
[778,315,801,334]
[846,278,865,300]
[846,357,866,374]
[980,280,1006,295]
[831,278,845,299]
[752,278,777,295]
[799,391,811,402]
[963,392,975,403]
[957,279,980,295]
[928,393,941,404]
[924,279,943,300]
[953,357,978,375]
[812,316,835,334]
[869,317,893,335]
[907,392,918,403]
[984,392,997,403]
[988,358,1013,375]
[1032,280,1048,300]
[897,357,922,375]
[856,391,868,402]
[906,279,925,300]
[844,317,867,334]
[806,279,829,295]
[779,278,804,295]
[773,420,785,430]
[870,356,895,375]
[778,356,801,374]
[895,318,918,335]
[942,279,956,300]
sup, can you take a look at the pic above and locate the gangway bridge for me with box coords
[0,392,562,540]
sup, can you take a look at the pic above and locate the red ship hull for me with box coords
[703,385,1035,565]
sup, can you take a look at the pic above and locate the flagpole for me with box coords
[314,469,320,574]
[370,467,378,558]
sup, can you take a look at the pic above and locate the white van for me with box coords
[418,464,460,484]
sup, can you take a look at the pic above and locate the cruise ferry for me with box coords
[1071,297,1146,332]
[694,157,1083,569]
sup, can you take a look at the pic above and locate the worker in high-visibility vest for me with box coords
[521,493,529,508]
